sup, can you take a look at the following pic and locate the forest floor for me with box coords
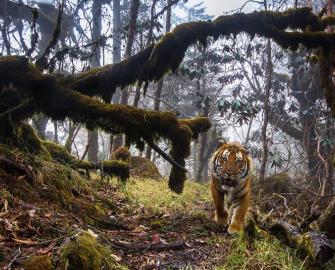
[1,159,325,270]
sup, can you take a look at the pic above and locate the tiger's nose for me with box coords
[225,170,233,176]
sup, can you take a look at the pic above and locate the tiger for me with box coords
[211,141,252,234]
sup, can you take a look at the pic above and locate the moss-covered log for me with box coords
[42,140,130,181]
[270,220,334,264]
[58,8,335,112]
[0,57,212,192]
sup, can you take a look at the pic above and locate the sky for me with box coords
[197,0,259,17]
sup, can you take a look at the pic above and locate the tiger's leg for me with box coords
[228,187,250,234]
[211,179,228,225]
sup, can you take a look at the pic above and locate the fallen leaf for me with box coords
[151,234,160,244]
[44,213,52,218]
[133,225,148,233]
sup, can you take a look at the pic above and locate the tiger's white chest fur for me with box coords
[224,177,247,203]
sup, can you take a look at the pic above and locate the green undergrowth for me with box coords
[60,231,127,270]
[121,178,308,269]
[122,177,212,215]
[217,232,306,270]
[0,141,314,269]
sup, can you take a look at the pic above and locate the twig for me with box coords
[35,0,65,70]
[273,193,291,215]
[145,139,187,172]
[111,240,186,253]
[6,247,21,270]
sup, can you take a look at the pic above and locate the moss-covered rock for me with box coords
[111,147,131,164]
[23,255,52,270]
[130,156,162,180]
[60,231,126,270]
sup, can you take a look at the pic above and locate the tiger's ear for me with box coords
[217,138,227,148]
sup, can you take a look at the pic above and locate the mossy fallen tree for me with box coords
[42,140,130,181]
[270,220,334,265]
[0,57,210,193]
[59,7,335,113]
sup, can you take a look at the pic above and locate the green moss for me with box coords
[112,147,131,164]
[150,219,167,230]
[130,156,162,180]
[37,160,89,207]
[42,140,92,169]
[178,117,211,140]
[61,231,127,270]
[102,160,130,182]
[23,255,52,270]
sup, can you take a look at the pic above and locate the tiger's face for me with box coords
[212,142,250,190]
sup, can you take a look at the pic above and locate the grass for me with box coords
[119,178,308,270]
[216,233,307,270]
[122,178,212,215]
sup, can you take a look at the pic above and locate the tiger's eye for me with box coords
[236,158,242,164]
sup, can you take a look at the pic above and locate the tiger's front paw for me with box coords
[214,213,228,225]
[228,222,243,234]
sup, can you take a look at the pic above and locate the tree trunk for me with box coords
[270,220,334,264]
[87,130,99,163]
[195,84,210,182]
[32,114,48,139]
[111,0,123,153]
[146,0,171,159]
[120,0,140,105]
[65,121,79,153]
[196,128,218,182]
[87,0,101,162]
[193,142,197,180]
[1,0,10,55]
[53,121,58,143]
[111,0,122,104]
[259,39,272,182]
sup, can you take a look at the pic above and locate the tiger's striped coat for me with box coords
[211,141,252,234]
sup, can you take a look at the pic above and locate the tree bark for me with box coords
[270,220,334,264]
[120,0,140,105]
[259,39,272,182]
[32,114,48,139]
[146,0,172,159]
[111,0,123,153]
[111,0,122,105]
[87,0,101,162]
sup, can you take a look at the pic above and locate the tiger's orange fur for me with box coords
[211,141,252,234]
